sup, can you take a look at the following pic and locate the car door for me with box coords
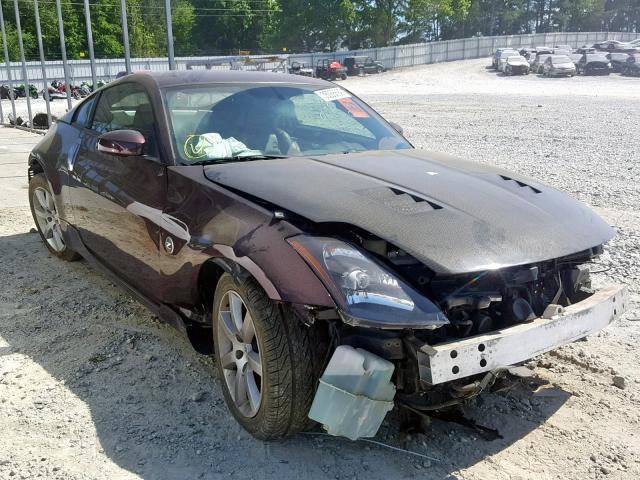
[69,82,168,302]
[49,94,98,225]
[364,57,375,73]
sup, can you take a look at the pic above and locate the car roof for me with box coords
[110,70,333,90]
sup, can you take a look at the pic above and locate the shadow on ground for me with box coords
[0,231,569,479]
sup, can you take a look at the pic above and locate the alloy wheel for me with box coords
[216,290,262,418]
[32,187,65,252]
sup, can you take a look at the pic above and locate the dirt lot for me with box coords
[1,58,639,480]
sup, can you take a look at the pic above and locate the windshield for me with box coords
[163,83,411,164]
[552,55,572,63]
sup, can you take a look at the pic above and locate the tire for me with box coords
[28,173,81,261]
[30,91,38,99]
[212,273,322,440]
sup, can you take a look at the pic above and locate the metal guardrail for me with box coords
[0,27,637,133]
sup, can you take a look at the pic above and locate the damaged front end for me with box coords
[289,232,628,439]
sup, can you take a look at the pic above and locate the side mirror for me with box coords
[389,121,403,135]
[97,129,145,157]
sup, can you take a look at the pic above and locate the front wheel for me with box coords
[212,274,322,440]
[28,173,81,261]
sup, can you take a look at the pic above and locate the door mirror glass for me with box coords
[97,129,145,157]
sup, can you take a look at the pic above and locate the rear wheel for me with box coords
[28,173,80,261]
[212,273,322,440]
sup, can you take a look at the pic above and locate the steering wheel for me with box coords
[274,128,293,154]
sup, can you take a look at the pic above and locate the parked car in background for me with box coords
[531,53,553,73]
[543,55,576,77]
[608,52,630,72]
[576,46,597,54]
[519,48,537,61]
[621,54,640,76]
[554,44,573,51]
[27,70,628,441]
[343,56,385,75]
[568,53,583,66]
[492,48,518,69]
[504,55,530,75]
[498,50,519,72]
[593,40,629,51]
[551,48,571,56]
[576,53,611,75]
[535,46,553,54]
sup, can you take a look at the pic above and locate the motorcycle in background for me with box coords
[15,84,39,99]
[41,80,68,101]
[0,85,19,100]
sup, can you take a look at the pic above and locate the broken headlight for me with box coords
[287,236,448,329]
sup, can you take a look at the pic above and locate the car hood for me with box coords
[508,60,529,66]
[203,149,613,275]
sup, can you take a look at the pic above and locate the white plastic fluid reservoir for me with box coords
[308,345,396,440]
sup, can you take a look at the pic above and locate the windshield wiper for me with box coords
[189,154,288,166]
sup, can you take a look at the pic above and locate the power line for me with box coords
[13,0,274,8]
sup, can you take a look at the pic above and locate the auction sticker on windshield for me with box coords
[314,87,351,102]
[337,97,370,118]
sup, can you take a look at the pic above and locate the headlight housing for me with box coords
[287,236,448,329]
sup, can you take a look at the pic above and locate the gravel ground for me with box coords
[1,58,639,480]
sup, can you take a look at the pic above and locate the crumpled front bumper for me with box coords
[418,285,629,385]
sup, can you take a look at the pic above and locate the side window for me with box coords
[72,96,96,127]
[91,83,158,157]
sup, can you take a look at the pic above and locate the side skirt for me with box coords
[62,222,189,336]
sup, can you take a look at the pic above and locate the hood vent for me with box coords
[358,186,442,214]
[498,175,541,194]
[388,187,443,209]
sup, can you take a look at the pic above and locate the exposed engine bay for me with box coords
[316,225,599,341]
[302,225,612,417]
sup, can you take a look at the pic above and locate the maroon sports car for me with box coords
[28,71,627,440]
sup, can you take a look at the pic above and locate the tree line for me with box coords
[0,0,638,61]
